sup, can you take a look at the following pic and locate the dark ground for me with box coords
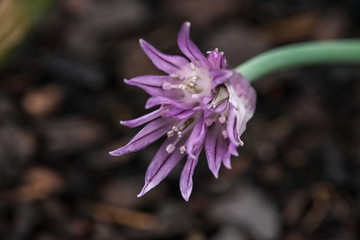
[1,0,360,239]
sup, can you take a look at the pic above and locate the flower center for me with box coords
[162,62,213,105]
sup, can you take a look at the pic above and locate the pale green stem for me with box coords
[235,40,360,83]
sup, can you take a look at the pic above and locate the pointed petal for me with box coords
[120,107,166,128]
[210,69,233,90]
[125,75,182,98]
[205,123,229,178]
[207,49,227,69]
[137,137,186,197]
[227,72,257,120]
[145,96,195,110]
[226,105,240,146]
[163,107,196,119]
[186,116,206,159]
[109,118,173,156]
[177,22,210,68]
[140,39,189,74]
[180,146,202,201]
[221,150,232,169]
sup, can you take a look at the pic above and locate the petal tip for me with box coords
[181,191,191,202]
[109,150,118,156]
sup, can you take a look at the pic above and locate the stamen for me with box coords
[222,130,228,139]
[177,131,182,138]
[190,62,196,71]
[218,116,226,124]
[167,130,174,137]
[179,84,186,90]
[166,144,175,153]
[170,74,181,78]
[180,146,186,154]
[162,82,172,90]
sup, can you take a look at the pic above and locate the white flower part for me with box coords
[226,83,248,144]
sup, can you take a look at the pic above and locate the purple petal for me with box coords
[222,143,237,169]
[137,137,186,197]
[227,73,257,119]
[180,146,202,201]
[226,105,240,146]
[145,96,195,110]
[109,118,173,156]
[205,123,229,178]
[163,107,196,119]
[120,107,166,128]
[140,39,189,74]
[210,69,234,90]
[177,22,210,68]
[207,49,227,69]
[125,75,182,98]
[186,116,206,158]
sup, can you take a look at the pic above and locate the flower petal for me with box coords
[109,118,173,156]
[145,96,195,110]
[205,123,229,178]
[137,137,186,197]
[163,107,196,119]
[120,107,166,128]
[222,143,237,169]
[125,75,182,98]
[180,146,202,201]
[177,22,210,68]
[140,39,189,74]
[227,73,257,120]
[207,49,227,69]
[210,69,234,90]
[186,116,206,159]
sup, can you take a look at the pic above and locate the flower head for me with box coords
[110,22,256,201]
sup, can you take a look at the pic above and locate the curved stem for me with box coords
[235,40,360,83]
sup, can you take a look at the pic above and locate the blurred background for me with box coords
[0,0,360,239]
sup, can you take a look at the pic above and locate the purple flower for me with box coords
[110,22,256,201]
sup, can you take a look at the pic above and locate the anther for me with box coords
[167,130,174,137]
[177,131,182,138]
[166,144,175,153]
[179,84,186,90]
[180,146,186,154]
[218,116,226,124]
[190,62,196,71]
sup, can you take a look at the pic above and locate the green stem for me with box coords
[235,40,360,83]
